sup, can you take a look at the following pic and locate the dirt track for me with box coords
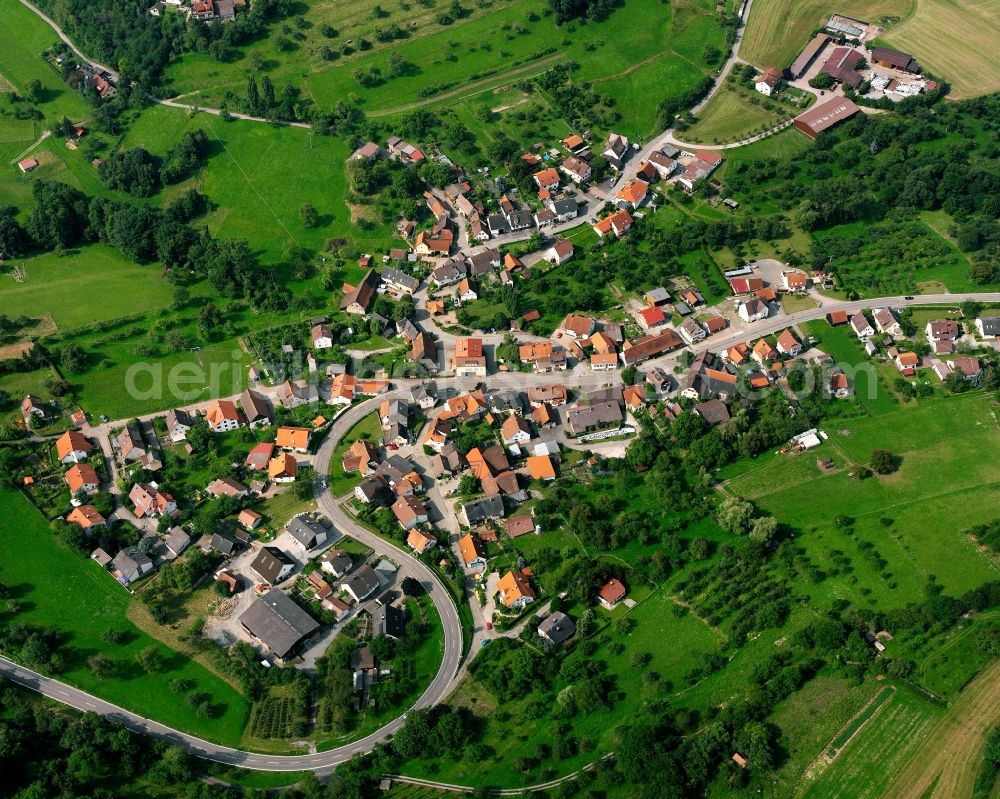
[883,659,1000,799]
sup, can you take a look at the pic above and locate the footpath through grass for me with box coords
[0,489,250,745]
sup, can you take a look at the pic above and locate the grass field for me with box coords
[328,411,383,497]
[399,585,723,786]
[0,246,176,330]
[740,0,913,69]
[802,687,941,799]
[683,85,784,144]
[883,0,1000,98]
[162,0,725,139]
[726,392,1000,615]
[0,489,250,745]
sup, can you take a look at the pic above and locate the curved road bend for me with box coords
[1,394,464,775]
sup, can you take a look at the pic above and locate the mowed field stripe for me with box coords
[883,658,1000,799]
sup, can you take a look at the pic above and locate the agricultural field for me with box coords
[802,687,941,799]
[883,0,1000,98]
[739,0,912,70]
[0,489,251,745]
[726,392,1000,615]
[682,87,784,143]
[162,0,727,139]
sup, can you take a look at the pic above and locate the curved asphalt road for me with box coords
[0,394,463,775]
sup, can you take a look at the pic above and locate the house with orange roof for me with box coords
[454,338,487,378]
[781,270,809,292]
[426,298,446,316]
[623,385,645,411]
[526,455,556,481]
[396,498,430,533]
[589,331,616,355]
[775,329,802,356]
[637,305,667,331]
[592,208,633,239]
[56,430,95,464]
[498,569,536,609]
[559,314,596,338]
[590,352,619,371]
[129,482,177,517]
[752,339,777,364]
[238,509,263,529]
[268,451,297,483]
[519,341,553,366]
[422,417,452,452]
[895,351,920,375]
[275,426,311,452]
[67,504,106,529]
[722,342,750,366]
[439,390,487,421]
[533,402,556,428]
[500,415,533,447]
[342,439,378,473]
[465,448,492,480]
[615,179,648,209]
[65,463,100,495]
[205,400,242,432]
[533,167,560,191]
[458,533,487,570]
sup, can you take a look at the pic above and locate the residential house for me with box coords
[926,320,960,344]
[850,312,875,340]
[647,151,679,180]
[560,156,592,183]
[827,310,849,326]
[781,270,809,292]
[592,209,632,238]
[380,398,410,446]
[206,477,249,499]
[277,379,318,409]
[210,532,239,558]
[56,431,94,464]
[164,527,190,557]
[538,612,575,646]
[590,352,619,371]
[453,338,487,378]
[467,248,501,275]
[238,509,263,530]
[498,569,536,610]
[111,547,154,585]
[694,399,731,426]
[544,238,574,265]
[597,578,626,609]
[341,269,380,315]
[949,356,983,385]
[381,266,419,295]
[500,415,533,447]
[117,425,146,462]
[755,67,782,95]
[525,386,566,410]
[268,451,298,483]
[276,426,311,453]
[287,514,330,550]
[205,400,242,432]
[457,278,478,303]
[165,409,196,443]
[372,604,406,640]
[895,351,920,375]
[461,495,505,526]
[752,339,777,364]
[775,329,802,356]
[66,504,106,530]
[431,259,465,287]
[458,533,487,571]
[547,198,578,222]
[249,546,296,585]
[405,526,436,553]
[129,482,176,517]
[873,308,904,338]
[342,565,380,603]
[679,318,706,345]
[615,179,648,209]
[533,167,561,191]
[239,590,319,659]
[637,305,667,331]
[827,369,853,398]
[319,549,353,579]
[738,298,770,323]
[677,152,723,191]
[603,133,630,170]
[349,141,384,161]
[975,317,1000,339]
[559,314,596,338]
[414,230,453,256]
[311,324,334,349]
[386,136,424,162]
[729,277,765,295]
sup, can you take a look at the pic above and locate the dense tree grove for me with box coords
[20,181,287,310]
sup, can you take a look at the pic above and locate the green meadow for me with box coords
[0,489,251,745]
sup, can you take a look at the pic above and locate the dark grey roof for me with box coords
[577,386,624,407]
[164,527,190,556]
[287,516,327,549]
[111,547,152,581]
[250,546,295,584]
[239,589,319,658]
[551,199,577,215]
[538,611,576,646]
[979,317,1000,336]
[372,603,406,639]
[319,549,352,576]
[694,399,731,426]
[381,266,419,292]
[240,389,272,425]
[210,532,239,556]
[488,389,525,412]
[342,565,380,601]
[462,495,505,524]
